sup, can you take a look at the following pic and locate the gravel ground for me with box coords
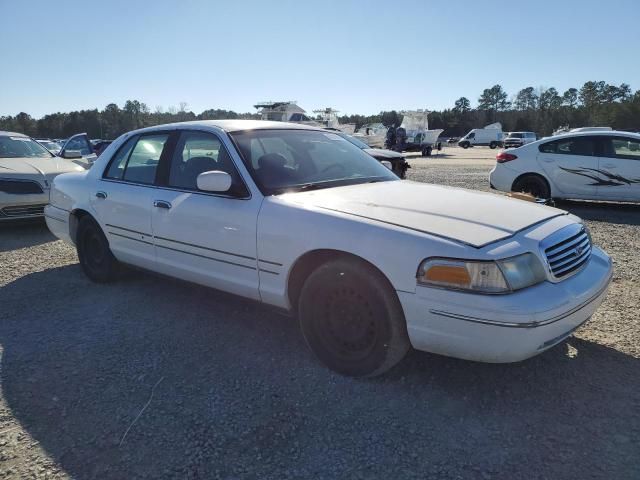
[1,147,638,479]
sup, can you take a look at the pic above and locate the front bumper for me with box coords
[398,247,613,363]
[0,192,49,220]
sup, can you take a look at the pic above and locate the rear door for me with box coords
[60,133,97,167]
[91,132,175,268]
[537,135,599,199]
[597,135,640,201]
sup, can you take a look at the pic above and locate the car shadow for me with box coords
[0,265,638,478]
[0,219,57,252]
[555,199,640,226]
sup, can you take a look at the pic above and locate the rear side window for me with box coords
[538,137,596,156]
[123,134,169,184]
[103,134,169,185]
[104,136,137,180]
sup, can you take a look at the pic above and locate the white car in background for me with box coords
[45,120,612,377]
[0,132,85,220]
[491,130,640,202]
[36,139,62,155]
[503,131,537,149]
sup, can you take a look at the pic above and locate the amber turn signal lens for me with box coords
[424,265,471,286]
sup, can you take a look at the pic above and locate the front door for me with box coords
[537,135,599,198]
[91,132,172,268]
[150,130,261,300]
[61,133,97,167]
[597,135,640,201]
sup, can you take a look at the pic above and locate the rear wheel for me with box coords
[298,259,410,377]
[76,216,120,282]
[512,174,550,199]
[421,146,432,157]
[489,141,497,149]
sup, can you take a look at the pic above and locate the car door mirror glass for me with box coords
[380,160,392,170]
[196,170,232,192]
[62,149,83,159]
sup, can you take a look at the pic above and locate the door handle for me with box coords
[153,200,172,209]
[541,158,554,163]
[602,163,616,169]
[95,191,107,199]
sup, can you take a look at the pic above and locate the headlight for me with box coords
[417,253,546,293]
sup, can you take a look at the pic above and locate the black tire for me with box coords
[421,146,432,157]
[460,142,469,149]
[512,174,551,199]
[76,216,120,282]
[298,259,410,377]
[489,141,497,149]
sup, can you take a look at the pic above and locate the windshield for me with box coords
[231,129,397,194]
[39,141,61,151]
[507,133,524,139]
[337,132,369,150]
[0,136,53,158]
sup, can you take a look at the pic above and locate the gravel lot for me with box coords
[1,146,639,479]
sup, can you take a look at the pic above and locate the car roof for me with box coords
[0,131,28,137]
[544,130,640,140]
[130,119,322,136]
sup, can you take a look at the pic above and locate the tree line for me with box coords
[1,81,638,140]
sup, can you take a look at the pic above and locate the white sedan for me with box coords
[1,131,85,220]
[490,130,640,202]
[45,120,613,376]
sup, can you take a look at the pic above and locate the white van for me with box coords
[458,122,503,149]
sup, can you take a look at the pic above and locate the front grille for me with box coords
[0,179,44,194]
[0,204,46,218]
[544,226,591,279]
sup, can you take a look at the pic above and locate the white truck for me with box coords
[458,122,504,149]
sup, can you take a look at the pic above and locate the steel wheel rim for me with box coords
[316,287,378,362]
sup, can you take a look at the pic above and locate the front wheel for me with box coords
[512,174,551,199]
[76,216,120,282]
[460,142,469,149]
[421,146,432,157]
[298,259,410,377]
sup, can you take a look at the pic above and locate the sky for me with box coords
[1,0,639,118]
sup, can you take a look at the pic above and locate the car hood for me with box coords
[0,156,83,184]
[363,148,405,159]
[280,181,565,247]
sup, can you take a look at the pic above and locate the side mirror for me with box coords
[62,149,82,159]
[381,160,393,170]
[196,170,232,193]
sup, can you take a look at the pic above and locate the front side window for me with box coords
[64,135,92,155]
[0,136,52,158]
[231,129,397,194]
[603,137,640,160]
[167,131,246,196]
[539,136,596,156]
[507,133,524,139]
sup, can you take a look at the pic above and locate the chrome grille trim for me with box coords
[541,224,591,281]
